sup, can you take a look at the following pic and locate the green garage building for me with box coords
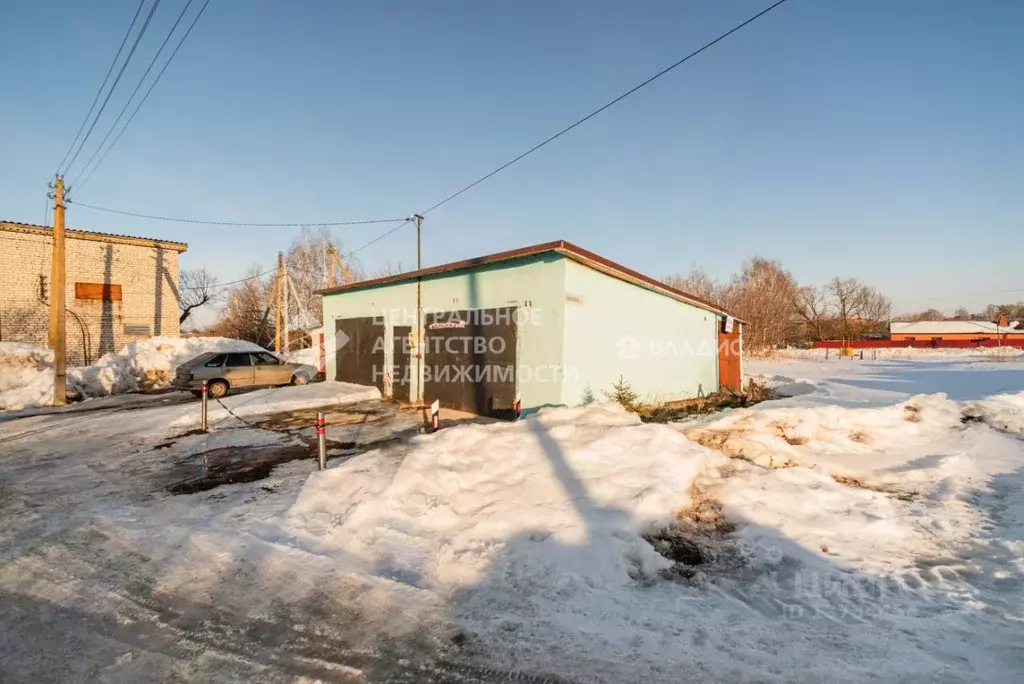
[318,240,742,416]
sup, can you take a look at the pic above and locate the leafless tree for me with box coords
[284,227,363,331]
[663,265,726,306]
[952,306,971,321]
[728,257,798,351]
[900,308,945,322]
[792,285,832,341]
[178,267,222,325]
[215,266,274,344]
[371,261,405,278]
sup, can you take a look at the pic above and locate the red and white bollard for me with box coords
[515,398,522,421]
[316,411,327,470]
[430,399,440,432]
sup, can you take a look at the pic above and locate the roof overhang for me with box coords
[1,221,188,252]
[317,239,745,323]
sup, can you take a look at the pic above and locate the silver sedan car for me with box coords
[172,350,319,399]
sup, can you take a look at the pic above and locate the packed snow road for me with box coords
[2,358,1024,683]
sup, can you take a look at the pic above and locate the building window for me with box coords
[75,282,122,301]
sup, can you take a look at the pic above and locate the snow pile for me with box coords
[287,403,705,587]
[0,342,55,411]
[73,336,263,396]
[283,346,318,366]
[0,337,263,410]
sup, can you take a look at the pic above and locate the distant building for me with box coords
[0,221,187,365]
[890,317,1024,343]
[319,240,744,416]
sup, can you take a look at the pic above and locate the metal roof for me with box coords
[0,220,188,252]
[318,239,742,321]
[891,320,1021,335]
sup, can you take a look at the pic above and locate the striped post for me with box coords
[316,411,327,470]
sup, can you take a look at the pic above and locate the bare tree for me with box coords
[728,257,798,351]
[663,265,725,306]
[178,267,222,325]
[371,261,405,278]
[826,277,865,342]
[285,227,363,331]
[952,306,971,321]
[792,285,831,341]
[215,266,274,344]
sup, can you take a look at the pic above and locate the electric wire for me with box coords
[72,0,213,194]
[63,0,163,178]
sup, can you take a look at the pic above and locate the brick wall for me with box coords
[0,225,185,366]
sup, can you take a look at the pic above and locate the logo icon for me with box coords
[616,334,641,360]
[335,329,351,350]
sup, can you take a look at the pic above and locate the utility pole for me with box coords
[275,251,283,353]
[283,254,290,352]
[414,214,424,404]
[49,176,67,406]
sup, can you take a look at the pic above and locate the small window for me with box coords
[905,337,916,342]
[204,354,226,367]
[253,352,279,365]
[225,353,252,367]
[931,337,942,342]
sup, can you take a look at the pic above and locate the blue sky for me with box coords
[2,0,1022,316]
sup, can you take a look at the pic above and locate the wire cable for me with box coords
[56,0,147,174]
[180,267,277,292]
[72,0,197,189]
[418,0,790,217]
[69,200,407,228]
[71,0,212,194]
[64,0,163,178]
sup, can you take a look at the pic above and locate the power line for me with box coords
[71,0,198,189]
[69,201,408,228]
[344,219,413,258]
[56,0,147,174]
[63,0,163,178]
[418,0,790,217]
[72,0,213,194]
[180,267,278,292]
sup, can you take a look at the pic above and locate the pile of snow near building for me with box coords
[0,337,263,410]
[274,393,1024,682]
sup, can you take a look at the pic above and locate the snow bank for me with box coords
[0,337,263,410]
[283,346,318,366]
[287,403,705,588]
[0,342,55,411]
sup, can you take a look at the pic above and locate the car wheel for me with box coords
[291,373,309,386]
[208,380,229,399]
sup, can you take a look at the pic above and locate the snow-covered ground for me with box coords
[1,355,1023,682]
[0,337,265,410]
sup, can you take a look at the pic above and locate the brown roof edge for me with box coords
[0,221,188,252]
[317,238,745,323]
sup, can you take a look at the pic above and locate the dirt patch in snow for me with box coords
[643,486,744,580]
[830,474,919,502]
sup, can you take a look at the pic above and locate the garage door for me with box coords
[392,325,412,402]
[424,307,517,418]
[334,317,386,391]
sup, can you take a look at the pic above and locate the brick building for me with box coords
[1,221,187,365]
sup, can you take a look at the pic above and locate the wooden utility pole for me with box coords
[275,251,283,352]
[282,254,290,352]
[49,176,67,406]
[414,214,424,404]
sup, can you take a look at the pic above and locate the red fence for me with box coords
[812,339,1024,350]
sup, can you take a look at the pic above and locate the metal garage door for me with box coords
[424,307,517,418]
[392,325,412,402]
[334,317,386,391]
